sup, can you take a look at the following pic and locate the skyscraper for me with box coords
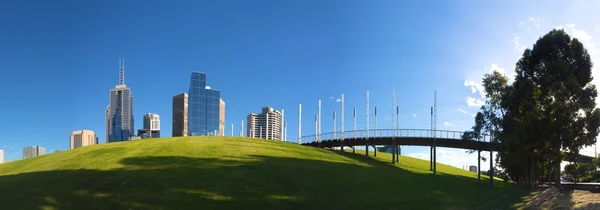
[23,146,45,159]
[107,58,135,142]
[138,113,160,138]
[70,130,98,149]
[219,98,226,136]
[247,106,283,140]
[172,93,188,137]
[188,72,222,136]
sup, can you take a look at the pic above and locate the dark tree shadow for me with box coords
[0,152,517,210]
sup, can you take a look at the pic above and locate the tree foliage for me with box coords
[465,29,600,188]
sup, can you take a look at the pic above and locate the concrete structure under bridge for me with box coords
[300,128,598,189]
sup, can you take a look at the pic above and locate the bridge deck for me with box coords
[299,129,595,163]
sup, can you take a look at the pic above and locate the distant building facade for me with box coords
[247,106,283,140]
[107,59,134,142]
[23,146,46,159]
[469,165,478,173]
[219,98,226,136]
[0,149,4,164]
[138,113,161,138]
[188,72,222,136]
[172,93,188,137]
[70,130,98,149]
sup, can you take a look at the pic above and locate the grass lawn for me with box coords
[0,137,529,209]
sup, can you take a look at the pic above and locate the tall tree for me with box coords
[465,29,600,188]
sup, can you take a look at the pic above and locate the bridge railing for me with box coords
[300,129,491,145]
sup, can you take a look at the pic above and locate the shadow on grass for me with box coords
[1,151,520,210]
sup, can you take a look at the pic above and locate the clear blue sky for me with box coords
[1,0,599,168]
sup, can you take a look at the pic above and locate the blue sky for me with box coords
[1,1,599,169]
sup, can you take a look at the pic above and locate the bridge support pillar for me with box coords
[374,145,377,157]
[478,150,481,180]
[433,145,437,175]
[392,145,396,164]
[489,150,493,189]
[366,139,369,157]
[396,145,399,163]
[430,146,433,171]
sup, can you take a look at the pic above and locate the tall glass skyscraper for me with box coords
[107,59,135,142]
[188,72,221,136]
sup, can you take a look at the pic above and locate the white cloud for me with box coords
[463,80,486,98]
[329,96,333,99]
[518,21,523,28]
[458,108,469,114]
[529,17,540,28]
[510,35,527,53]
[412,114,417,118]
[444,122,455,126]
[466,97,485,107]
[336,98,342,102]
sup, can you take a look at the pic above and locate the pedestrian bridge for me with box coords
[300,129,596,163]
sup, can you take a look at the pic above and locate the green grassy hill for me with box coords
[0,137,526,209]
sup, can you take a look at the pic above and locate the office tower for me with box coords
[0,149,3,164]
[138,113,161,138]
[219,98,226,136]
[23,146,46,159]
[107,59,135,142]
[247,106,283,140]
[188,72,222,136]
[70,130,98,149]
[172,93,188,137]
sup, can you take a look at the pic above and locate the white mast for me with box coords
[333,111,337,140]
[281,109,285,141]
[298,104,302,144]
[318,100,321,142]
[341,94,344,140]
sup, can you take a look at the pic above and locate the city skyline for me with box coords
[1,0,599,171]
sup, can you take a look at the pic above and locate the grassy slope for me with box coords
[0,137,527,210]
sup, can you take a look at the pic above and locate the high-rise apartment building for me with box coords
[172,93,188,137]
[107,59,134,142]
[70,130,98,149]
[0,149,4,164]
[23,146,45,159]
[188,72,222,136]
[138,113,161,138]
[219,98,226,136]
[247,106,283,140]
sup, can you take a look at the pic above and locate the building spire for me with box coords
[119,58,125,85]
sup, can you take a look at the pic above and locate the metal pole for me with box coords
[315,115,318,143]
[281,109,285,141]
[284,121,287,142]
[241,120,244,137]
[318,100,321,142]
[353,108,356,154]
[298,104,302,144]
[374,106,377,157]
[231,123,234,136]
[260,127,263,139]
[341,94,344,150]
[333,110,337,140]
[433,90,437,175]
[396,105,399,163]
[266,113,269,140]
[366,90,370,157]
